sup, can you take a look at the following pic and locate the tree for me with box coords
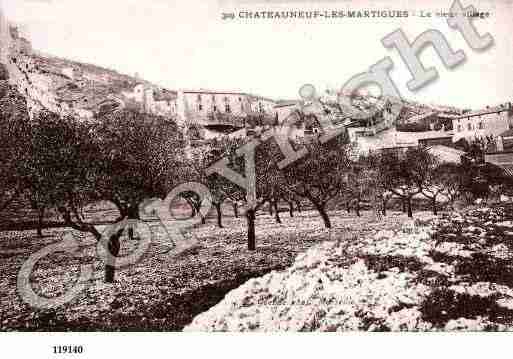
[206,136,268,250]
[91,109,186,281]
[378,146,436,218]
[344,163,377,217]
[93,108,186,222]
[419,154,448,215]
[0,82,30,214]
[25,108,186,282]
[282,133,353,228]
[458,144,502,203]
[352,153,391,217]
[422,161,466,214]
[25,111,104,242]
[189,138,240,228]
[246,137,287,246]
[438,163,464,208]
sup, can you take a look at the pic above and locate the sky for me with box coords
[1,0,512,109]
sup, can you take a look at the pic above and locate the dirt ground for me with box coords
[0,206,416,331]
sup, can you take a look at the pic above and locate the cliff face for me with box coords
[0,10,175,121]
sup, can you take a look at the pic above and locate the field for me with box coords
[0,204,414,331]
[187,204,513,331]
[3,202,513,332]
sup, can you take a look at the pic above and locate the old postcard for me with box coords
[0,0,512,357]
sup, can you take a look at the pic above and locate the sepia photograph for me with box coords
[0,0,512,357]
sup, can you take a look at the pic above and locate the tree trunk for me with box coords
[268,202,273,216]
[295,200,302,213]
[215,203,223,228]
[432,197,438,215]
[402,199,407,213]
[346,201,351,213]
[382,198,387,216]
[407,197,413,218]
[127,205,140,241]
[274,201,282,224]
[37,207,45,237]
[105,230,122,283]
[313,201,331,229]
[288,201,294,217]
[233,202,239,218]
[355,199,361,217]
[246,209,256,250]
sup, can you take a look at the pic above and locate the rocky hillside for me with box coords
[0,11,174,121]
[0,10,461,131]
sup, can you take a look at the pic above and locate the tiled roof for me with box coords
[181,89,276,103]
[405,111,436,123]
[274,100,299,108]
[455,103,512,119]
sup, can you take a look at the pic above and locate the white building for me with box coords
[176,89,277,132]
[452,102,513,142]
[122,83,178,118]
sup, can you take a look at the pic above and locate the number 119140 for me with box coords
[53,346,84,354]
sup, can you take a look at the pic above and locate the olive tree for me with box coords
[0,82,30,214]
[282,133,353,228]
[378,146,436,218]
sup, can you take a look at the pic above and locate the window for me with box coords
[213,105,217,112]
[478,122,484,129]
[468,123,472,131]
[457,125,462,132]
[225,103,231,113]
[197,94,203,111]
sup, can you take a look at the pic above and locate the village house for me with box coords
[174,89,278,138]
[178,89,253,121]
[122,83,178,118]
[452,102,513,143]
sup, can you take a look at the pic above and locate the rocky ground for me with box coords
[185,205,513,331]
[0,208,409,331]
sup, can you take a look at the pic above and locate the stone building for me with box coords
[274,100,301,124]
[178,89,252,119]
[452,103,513,143]
[122,83,178,118]
[175,89,277,137]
